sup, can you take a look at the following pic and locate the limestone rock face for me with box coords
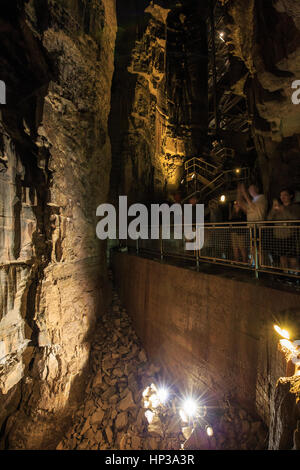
[219,0,300,196]
[0,0,116,449]
[109,0,208,203]
[269,375,300,449]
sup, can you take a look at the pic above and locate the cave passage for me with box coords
[0,0,300,453]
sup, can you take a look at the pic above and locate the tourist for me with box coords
[279,188,300,218]
[237,182,267,266]
[266,198,283,268]
[272,188,300,270]
[237,182,267,222]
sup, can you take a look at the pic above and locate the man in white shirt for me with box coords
[237,182,267,266]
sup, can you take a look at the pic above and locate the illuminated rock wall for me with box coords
[109,0,208,203]
[0,0,116,449]
[219,0,300,197]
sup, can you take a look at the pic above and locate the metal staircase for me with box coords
[182,153,250,206]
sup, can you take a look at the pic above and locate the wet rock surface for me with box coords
[269,375,300,450]
[0,0,117,449]
[56,286,184,451]
[219,0,300,197]
[184,401,268,451]
[109,1,208,202]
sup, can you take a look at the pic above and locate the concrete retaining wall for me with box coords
[113,252,300,423]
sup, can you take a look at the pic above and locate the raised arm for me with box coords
[237,184,248,214]
[240,184,253,206]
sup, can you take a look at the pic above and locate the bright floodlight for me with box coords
[183,398,198,418]
[206,426,214,437]
[235,168,240,174]
[274,324,290,340]
[157,387,169,404]
[280,339,297,353]
[220,194,226,203]
[179,409,188,423]
[150,393,160,408]
[145,410,154,424]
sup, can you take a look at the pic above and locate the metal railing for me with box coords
[182,165,250,203]
[199,167,250,199]
[185,157,218,176]
[211,147,235,160]
[126,220,300,280]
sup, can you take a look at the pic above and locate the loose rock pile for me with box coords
[56,289,185,450]
[184,400,268,450]
[57,286,268,451]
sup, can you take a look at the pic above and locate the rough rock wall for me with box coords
[268,345,300,450]
[269,376,300,449]
[0,0,116,449]
[109,0,208,204]
[220,0,300,198]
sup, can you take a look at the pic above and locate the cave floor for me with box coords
[57,274,268,451]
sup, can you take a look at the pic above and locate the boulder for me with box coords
[90,409,105,426]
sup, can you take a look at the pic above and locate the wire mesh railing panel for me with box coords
[124,221,300,280]
[139,237,161,253]
[126,238,136,251]
[199,224,251,266]
[162,237,187,257]
[162,232,196,259]
[259,224,300,275]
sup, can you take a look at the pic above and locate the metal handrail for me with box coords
[185,157,218,174]
[126,220,300,281]
[183,166,250,204]
[200,167,249,193]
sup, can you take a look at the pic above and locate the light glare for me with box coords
[157,387,169,404]
[274,324,290,339]
[149,393,160,408]
[145,410,154,424]
[179,409,188,423]
[183,398,198,418]
[280,339,297,352]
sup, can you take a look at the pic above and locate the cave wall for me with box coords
[0,0,116,449]
[109,0,208,204]
[220,0,300,198]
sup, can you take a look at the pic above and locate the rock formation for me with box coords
[218,0,300,197]
[269,375,300,449]
[109,0,208,204]
[0,0,116,449]
[0,0,299,451]
[268,334,300,450]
